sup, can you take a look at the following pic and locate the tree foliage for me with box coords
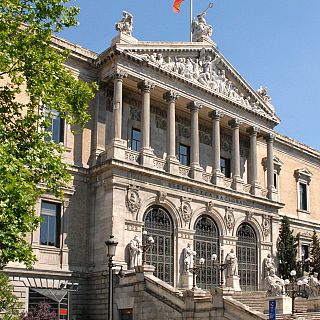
[310,230,320,277]
[0,0,97,269]
[0,272,21,320]
[277,216,301,279]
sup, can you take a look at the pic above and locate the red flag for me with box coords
[173,0,185,13]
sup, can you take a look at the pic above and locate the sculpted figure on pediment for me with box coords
[192,11,213,42]
[115,11,133,36]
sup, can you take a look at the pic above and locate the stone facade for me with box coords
[4,14,320,320]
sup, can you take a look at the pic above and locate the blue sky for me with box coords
[59,0,320,150]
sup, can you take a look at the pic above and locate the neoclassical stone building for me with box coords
[6,12,320,320]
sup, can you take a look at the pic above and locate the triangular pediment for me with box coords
[109,42,280,125]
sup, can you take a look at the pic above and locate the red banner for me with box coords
[59,309,68,315]
[173,0,185,13]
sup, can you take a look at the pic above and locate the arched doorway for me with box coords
[144,206,174,285]
[194,215,220,289]
[236,223,258,291]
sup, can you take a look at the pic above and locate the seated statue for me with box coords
[309,273,320,297]
[115,11,133,36]
[266,269,285,296]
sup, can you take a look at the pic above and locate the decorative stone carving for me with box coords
[179,198,193,226]
[156,191,167,204]
[225,207,235,231]
[262,215,271,237]
[264,253,276,277]
[130,105,141,121]
[191,11,213,42]
[126,186,141,215]
[226,249,239,277]
[309,273,320,297]
[129,235,142,269]
[155,115,167,130]
[246,209,254,221]
[115,11,133,36]
[266,270,285,297]
[206,201,215,213]
[183,243,196,272]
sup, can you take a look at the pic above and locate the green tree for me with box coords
[310,230,320,277]
[277,216,301,279]
[0,0,97,270]
[0,272,21,319]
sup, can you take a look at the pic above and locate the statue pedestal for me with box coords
[307,296,320,312]
[265,296,292,315]
[225,275,241,291]
[134,264,155,275]
[180,272,193,289]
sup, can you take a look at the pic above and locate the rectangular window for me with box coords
[274,172,278,189]
[299,182,308,211]
[45,109,64,144]
[179,144,190,166]
[40,201,61,247]
[131,128,141,151]
[220,157,231,178]
[302,244,310,273]
[119,309,133,320]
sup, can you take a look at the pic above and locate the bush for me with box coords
[20,302,58,320]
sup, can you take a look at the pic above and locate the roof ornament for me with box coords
[191,3,214,43]
[257,86,275,113]
[115,11,133,36]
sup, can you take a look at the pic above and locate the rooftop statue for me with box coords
[115,11,133,36]
[192,9,213,42]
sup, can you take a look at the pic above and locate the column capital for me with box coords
[110,70,128,81]
[228,118,241,129]
[163,90,179,103]
[137,80,155,93]
[265,133,275,142]
[187,101,202,113]
[246,126,260,136]
[209,110,224,120]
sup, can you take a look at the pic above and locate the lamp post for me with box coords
[284,270,308,317]
[211,247,229,287]
[188,258,205,290]
[105,235,118,320]
[141,230,154,265]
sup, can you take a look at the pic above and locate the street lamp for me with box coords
[284,270,308,317]
[211,247,229,287]
[105,235,118,320]
[141,230,154,265]
[188,258,205,290]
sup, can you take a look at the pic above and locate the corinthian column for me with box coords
[228,118,243,191]
[266,133,277,200]
[112,71,127,141]
[209,110,224,186]
[188,101,203,180]
[138,80,155,153]
[247,126,261,195]
[163,91,179,174]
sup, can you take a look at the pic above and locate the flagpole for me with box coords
[190,0,193,42]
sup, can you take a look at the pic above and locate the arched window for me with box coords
[194,215,219,289]
[144,206,174,285]
[236,223,258,291]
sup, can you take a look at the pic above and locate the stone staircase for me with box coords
[232,291,320,320]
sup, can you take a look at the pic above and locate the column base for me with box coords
[190,163,203,181]
[265,296,292,315]
[232,176,243,192]
[140,147,155,168]
[106,138,127,160]
[250,181,262,196]
[225,275,241,292]
[211,170,225,187]
[166,156,180,175]
[180,272,194,289]
[268,186,278,201]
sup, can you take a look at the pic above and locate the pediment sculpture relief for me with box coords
[135,49,269,117]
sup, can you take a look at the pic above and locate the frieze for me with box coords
[125,220,143,232]
[131,49,270,117]
[155,115,167,130]
[130,105,141,122]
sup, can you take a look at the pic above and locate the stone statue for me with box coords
[129,235,142,269]
[266,269,285,296]
[309,273,320,297]
[115,11,133,36]
[264,253,276,277]
[192,11,213,42]
[226,249,239,277]
[184,243,196,272]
